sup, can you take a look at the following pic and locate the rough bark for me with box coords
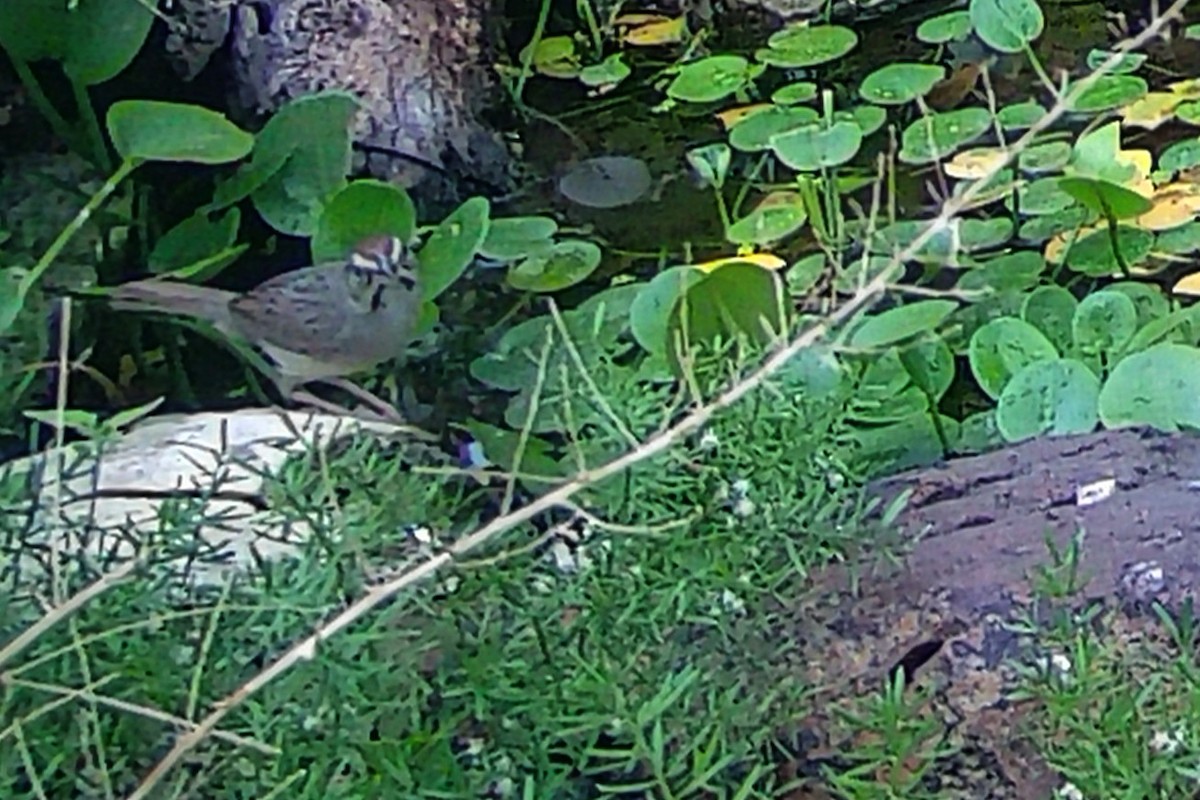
[165,0,513,208]
[771,427,1200,797]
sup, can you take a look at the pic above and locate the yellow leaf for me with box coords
[622,16,686,46]
[1044,222,1104,264]
[1115,148,1153,180]
[716,103,772,130]
[1120,92,1183,130]
[1137,182,1200,230]
[613,13,672,26]
[1173,271,1200,296]
[693,253,787,273]
[1170,78,1200,99]
[945,146,1011,179]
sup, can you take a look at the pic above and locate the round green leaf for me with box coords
[668,55,758,103]
[1124,307,1200,354]
[850,299,958,349]
[958,251,1045,295]
[1159,138,1200,173]
[970,0,1044,53]
[1072,290,1138,355]
[969,317,1060,399]
[1015,176,1078,215]
[758,25,857,68]
[917,11,973,43]
[771,82,819,105]
[1098,343,1200,431]
[1088,50,1146,77]
[0,0,154,85]
[726,193,808,245]
[1062,226,1153,276]
[149,209,242,276]
[420,196,491,299]
[898,108,993,165]
[1085,49,1146,74]
[414,300,439,338]
[833,256,900,294]
[996,100,1047,130]
[686,143,732,189]
[852,384,930,424]
[996,358,1100,441]
[245,92,359,236]
[1070,121,1133,183]
[842,105,887,137]
[1058,177,1152,219]
[960,218,1014,251]
[1021,285,1077,353]
[1106,281,1168,326]
[558,156,651,209]
[668,263,782,365]
[479,216,558,261]
[787,253,826,294]
[728,106,819,152]
[1157,221,1200,254]
[1069,75,1148,113]
[630,266,706,355]
[507,239,602,292]
[859,63,946,106]
[771,120,863,171]
[899,336,955,400]
[1018,206,1096,243]
[579,53,630,87]
[868,220,960,264]
[1177,101,1200,126]
[1018,141,1072,174]
[107,100,254,164]
[311,180,417,264]
[957,410,1002,453]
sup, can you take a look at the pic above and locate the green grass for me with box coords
[0,350,881,798]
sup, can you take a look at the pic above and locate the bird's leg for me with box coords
[308,377,406,423]
[288,388,380,420]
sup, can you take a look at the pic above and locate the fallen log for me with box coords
[773,427,1200,797]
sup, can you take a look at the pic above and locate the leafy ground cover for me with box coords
[3,0,1200,796]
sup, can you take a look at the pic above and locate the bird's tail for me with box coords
[108,280,237,332]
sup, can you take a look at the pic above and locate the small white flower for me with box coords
[719,589,746,615]
[732,478,752,496]
[548,540,578,573]
[733,497,756,518]
[1040,651,1072,676]
[529,574,555,594]
[1056,782,1084,800]
[699,430,720,450]
[407,525,434,545]
[488,777,515,798]
[1150,728,1183,754]
[575,545,595,572]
